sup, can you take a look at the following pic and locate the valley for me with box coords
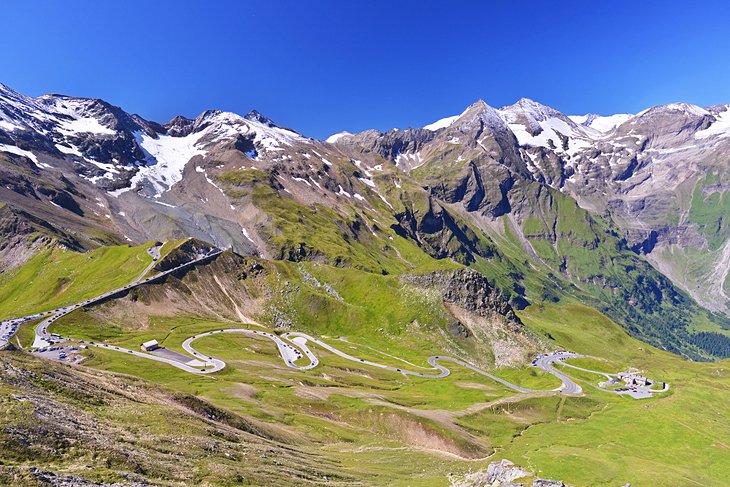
[1,82,729,486]
[1,240,724,486]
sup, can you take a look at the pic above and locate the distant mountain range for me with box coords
[1,82,729,359]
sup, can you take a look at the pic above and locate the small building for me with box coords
[141,339,160,352]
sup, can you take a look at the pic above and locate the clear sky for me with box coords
[3,0,730,138]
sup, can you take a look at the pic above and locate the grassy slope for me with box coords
[39,253,730,486]
[0,243,155,321]
[218,169,452,275]
[0,350,351,486]
[511,304,730,486]
[1,200,728,486]
[216,163,730,358]
[468,186,729,359]
[52,305,730,486]
[649,170,730,325]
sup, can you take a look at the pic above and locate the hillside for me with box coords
[1,243,728,486]
[2,83,730,358]
[2,82,730,485]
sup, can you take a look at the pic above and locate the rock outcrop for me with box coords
[403,269,544,367]
[450,458,575,487]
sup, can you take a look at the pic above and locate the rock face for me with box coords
[402,269,519,324]
[403,269,543,367]
[442,268,519,321]
[450,458,573,487]
[24,467,142,486]
[486,459,532,485]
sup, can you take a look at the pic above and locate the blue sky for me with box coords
[3,0,730,138]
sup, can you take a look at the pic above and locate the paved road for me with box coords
[531,353,583,395]
[551,357,670,398]
[32,247,223,348]
[3,243,665,399]
[282,332,536,393]
[90,328,585,394]
[282,332,581,394]
[132,243,162,283]
[82,341,222,374]
[29,313,587,394]
[0,313,45,349]
[559,361,614,379]
[30,313,663,400]
[182,329,317,372]
[1,244,168,349]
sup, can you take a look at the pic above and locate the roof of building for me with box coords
[142,339,159,348]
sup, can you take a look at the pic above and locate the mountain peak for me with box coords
[469,98,491,110]
[325,131,352,143]
[637,102,711,120]
[500,98,566,122]
[244,109,274,126]
[569,113,633,133]
[461,98,500,118]
[0,82,17,96]
[243,109,302,136]
[514,97,544,108]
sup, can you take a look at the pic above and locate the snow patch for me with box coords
[292,176,312,187]
[326,131,351,143]
[395,151,423,167]
[664,103,709,117]
[569,113,632,133]
[0,143,38,163]
[55,143,83,156]
[57,117,116,136]
[153,200,176,208]
[0,120,20,131]
[696,109,730,140]
[242,228,255,243]
[122,130,207,196]
[423,115,459,131]
[205,175,224,193]
[312,150,332,166]
[358,177,376,188]
[377,193,394,209]
[508,118,591,156]
[86,158,120,174]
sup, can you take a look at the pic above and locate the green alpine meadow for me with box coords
[1,2,730,486]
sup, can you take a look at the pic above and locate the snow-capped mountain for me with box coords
[329,98,730,315]
[2,82,730,317]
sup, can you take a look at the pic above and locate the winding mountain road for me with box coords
[1,245,666,399]
[84,327,584,396]
[554,359,670,398]
[32,247,223,348]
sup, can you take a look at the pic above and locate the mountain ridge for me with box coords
[2,82,730,360]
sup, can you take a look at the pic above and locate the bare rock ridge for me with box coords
[403,269,542,366]
[404,268,521,321]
